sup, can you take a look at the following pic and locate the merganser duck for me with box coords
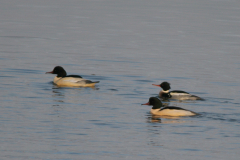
[142,97,198,117]
[152,81,203,100]
[46,66,99,87]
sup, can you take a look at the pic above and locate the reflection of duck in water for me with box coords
[46,66,99,87]
[152,81,203,100]
[148,115,189,123]
[142,97,198,117]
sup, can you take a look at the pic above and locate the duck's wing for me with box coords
[62,77,84,83]
[160,106,187,111]
[159,106,198,116]
[80,80,100,84]
[170,90,204,100]
[62,77,99,84]
[170,90,190,94]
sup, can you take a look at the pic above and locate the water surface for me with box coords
[0,0,240,159]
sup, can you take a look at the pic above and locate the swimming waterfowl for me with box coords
[46,66,99,87]
[152,82,203,100]
[142,97,198,117]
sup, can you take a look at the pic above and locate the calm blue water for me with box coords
[0,0,240,159]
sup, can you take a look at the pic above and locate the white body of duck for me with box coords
[142,97,198,117]
[150,108,196,116]
[46,66,99,87]
[152,82,203,100]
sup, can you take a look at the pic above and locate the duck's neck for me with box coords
[159,90,169,97]
[150,108,161,114]
[53,76,62,84]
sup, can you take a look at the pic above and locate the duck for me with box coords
[46,66,99,87]
[152,81,203,100]
[142,97,198,117]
